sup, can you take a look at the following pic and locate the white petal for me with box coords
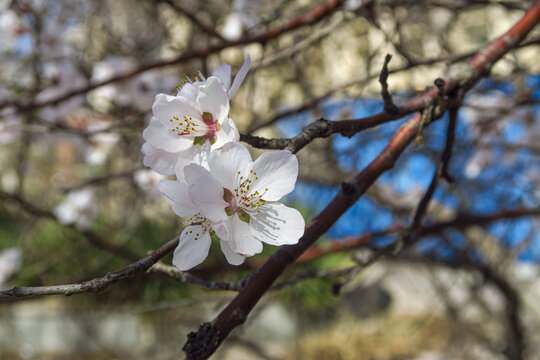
[211,64,232,90]
[250,150,298,201]
[196,77,230,123]
[183,163,213,185]
[152,93,202,125]
[177,83,198,103]
[212,117,240,149]
[188,176,228,222]
[213,221,229,241]
[249,203,305,246]
[220,239,246,265]
[227,215,263,256]
[172,225,211,271]
[158,180,198,218]
[208,142,251,191]
[228,55,251,99]
[142,142,177,176]
[173,142,212,181]
[54,202,76,224]
[142,117,192,153]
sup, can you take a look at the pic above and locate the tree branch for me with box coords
[244,35,540,135]
[183,2,540,357]
[400,99,458,249]
[0,236,179,301]
[296,207,540,263]
[379,54,399,115]
[157,0,227,42]
[0,0,351,116]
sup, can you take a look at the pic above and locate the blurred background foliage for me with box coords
[1,0,540,359]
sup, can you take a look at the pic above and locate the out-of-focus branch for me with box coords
[0,189,250,294]
[398,96,458,250]
[183,3,540,358]
[59,167,143,193]
[244,35,540,135]
[0,190,140,260]
[157,0,227,42]
[0,0,353,117]
[249,10,347,73]
[428,237,526,360]
[477,263,525,360]
[296,207,540,263]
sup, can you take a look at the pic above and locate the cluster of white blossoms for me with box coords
[142,56,305,270]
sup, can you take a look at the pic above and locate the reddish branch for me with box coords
[296,207,540,263]
[183,3,540,358]
[0,0,350,115]
[244,35,540,136]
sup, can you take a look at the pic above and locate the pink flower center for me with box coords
[170,111,220,144]
[223,188,251,223]
[201,112,220,139]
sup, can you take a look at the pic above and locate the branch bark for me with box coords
[0,236,179,301]
[183,2,540,358]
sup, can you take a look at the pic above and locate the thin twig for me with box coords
[149,263,246,291]
[158,0,228,42]
[379,54,399,115]
[245,35,540,135]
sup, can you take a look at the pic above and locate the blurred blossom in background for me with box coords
[0,248,22,290]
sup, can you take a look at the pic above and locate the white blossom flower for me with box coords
[158,142,305,270]
[142,56,251,179]
[0,9,22,53]
[177,55,251,101]
[0,248,22,290]
[37,61,86,123]
[221,0,259,41]
[85,132,120,165]
[133,169,166,198]
[0,116,22,144]
[54,189,97,230]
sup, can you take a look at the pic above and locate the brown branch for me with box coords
[296,207,540,263]
[0,0,350,116]
[0,236,179,301]
[477,263,525,360]
[59,167,143,193]
[183,3,540,358]
[157,0,227,42]
[242,35,540,153]
[244,35,540,135]
[430,236,526,360]
[241,77,449,154]
[379,54,400,115]
[0,189,249,293]
[148,263,246,292]
[400,100,458,248]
